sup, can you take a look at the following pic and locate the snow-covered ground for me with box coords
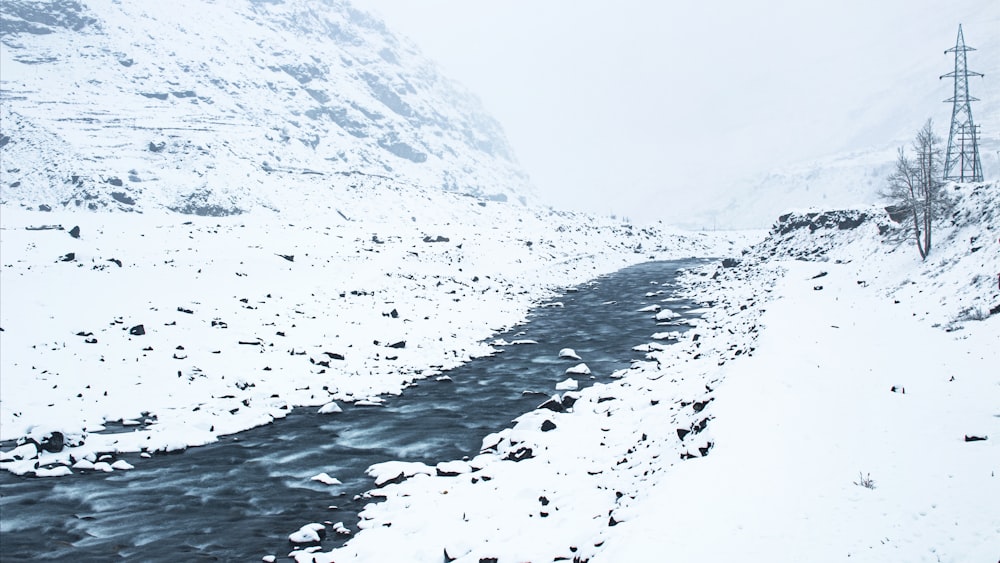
[302,182,998,563]
[0,175,742,476]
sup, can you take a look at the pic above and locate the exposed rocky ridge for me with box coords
[741,181,999,325]
[0,0,532,214]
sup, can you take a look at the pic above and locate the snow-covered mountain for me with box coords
[0,0,532,213]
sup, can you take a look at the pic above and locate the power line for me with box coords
[941,24,984,182]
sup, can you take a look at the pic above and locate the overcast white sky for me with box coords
[351,0,997,223]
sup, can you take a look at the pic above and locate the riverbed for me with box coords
[0,259,707,561]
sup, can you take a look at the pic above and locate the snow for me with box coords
[0,185,735,477]
[307,182,998,563]
[564,363,591,376]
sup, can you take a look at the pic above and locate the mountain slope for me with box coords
[0,0,532,213]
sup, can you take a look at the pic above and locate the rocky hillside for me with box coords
[0,0,532,214]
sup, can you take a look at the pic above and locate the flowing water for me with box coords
[0,259,707,561]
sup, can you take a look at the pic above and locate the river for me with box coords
[0,259,707,561]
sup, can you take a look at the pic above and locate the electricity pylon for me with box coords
[941,24,984,182]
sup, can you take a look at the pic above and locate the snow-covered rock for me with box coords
[557,348,582,361]
[555,378,579,391]
[310,472,342,486]
[654,309,679,321]
[564,363,591,376]
[288,523,325,545]
[317,402,343,415]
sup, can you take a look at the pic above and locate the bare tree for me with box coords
[883,119,947,260]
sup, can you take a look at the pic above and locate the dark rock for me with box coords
[505,447,534,461]
[890,385,905,394]
[721,258,740,268]
[110,192,135,205]
[40,431,65,453]
[811,271,828,279]
[38,204,52,212]
[422,235,450,243]
[813,285,824,291]
[676,428,690,441]
[691,399,711,413]
[59,252,75,262]
[479,559,499,563]
[85,338,97,344]
[698,442,714,457]
[107,258,122,267]
[561,394,578,409]
[107,177,123,187]
[129,324,145,336]
[538,396,564,412]
[692,418,709,434]
[277,254,294,262]
[148,141,166,153]
[964,435,988,442]
[387,340,406,349]
[177,307,194,314]
[541,420,557,432]
[538,496,550,506]
[69,225,81,238]
[323,352,346,360]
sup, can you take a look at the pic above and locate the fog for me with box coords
[352,0,997,225]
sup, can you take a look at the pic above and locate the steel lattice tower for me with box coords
[941,24,984,182]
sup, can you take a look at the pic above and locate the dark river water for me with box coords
[0,259,707,561]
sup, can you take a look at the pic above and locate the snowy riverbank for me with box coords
[305,182,998,563]
[0,177,742,476]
